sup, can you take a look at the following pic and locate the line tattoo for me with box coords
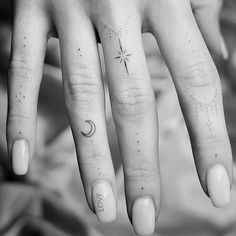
[115,39,132,75]
[81,120,96,137]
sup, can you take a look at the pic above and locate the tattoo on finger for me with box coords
[81,120,96,137]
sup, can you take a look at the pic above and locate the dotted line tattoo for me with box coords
[101,16,131,39]
[190,89,218,131]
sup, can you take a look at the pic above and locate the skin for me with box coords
[7,0,232,230]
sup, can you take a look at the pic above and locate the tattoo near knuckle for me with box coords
[112,86,155,117]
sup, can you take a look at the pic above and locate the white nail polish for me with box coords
[220,36,229,60]
[12,139,29,175]
[207,164,230,207]
[92,181,116,222]
[132,197,155,236]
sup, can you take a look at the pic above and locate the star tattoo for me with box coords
[115,38,132,75]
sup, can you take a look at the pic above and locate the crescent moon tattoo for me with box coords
[81,120,96,138]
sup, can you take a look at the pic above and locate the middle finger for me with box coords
[94,2,160,235]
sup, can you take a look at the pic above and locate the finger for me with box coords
[149,0,232,207]
[96,8,160,235]
[7,2,49,175]
[54,10,117,222]
[191,0,228,59]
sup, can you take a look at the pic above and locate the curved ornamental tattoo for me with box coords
[81,120,96,137]
[101,16,131,39]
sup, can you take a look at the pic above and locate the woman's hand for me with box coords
[8,0,232,235]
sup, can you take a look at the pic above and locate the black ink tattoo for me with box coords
[190,89,218,131]
[81,120,96,137]
[102,16,131,39]
[115,39,132,75]
[96,193,104,212]
[16,86,25,103]
[78,48,82,57]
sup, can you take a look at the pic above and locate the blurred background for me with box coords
[0,1,236,235]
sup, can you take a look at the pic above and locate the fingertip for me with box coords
[206,164,231,207]
[92,180,117,223]
[132,197,156,236]
[12,139,29,175]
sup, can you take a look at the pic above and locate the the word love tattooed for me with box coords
[96,193,104,212]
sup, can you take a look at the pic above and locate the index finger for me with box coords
[148,0,232,207]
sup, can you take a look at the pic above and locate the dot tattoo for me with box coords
[81,120,96,138]
[190,89,218,131]
[115,39,132,75]
[101,16,131,39]
[16,85,26,103]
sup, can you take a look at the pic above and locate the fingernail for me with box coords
[132,197,155,236]
[92,181,116,222]
[207,164,230,207]
[220,35,229,60]
[12,139,29,175]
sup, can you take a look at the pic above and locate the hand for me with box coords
[7,0,232,235]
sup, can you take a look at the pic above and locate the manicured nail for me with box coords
[132,197,155,236]
[207,164,230,207]
[92,181,116,222]
[12,139,29,175]
[220,35,229,60]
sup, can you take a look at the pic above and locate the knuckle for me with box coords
[8,57,36,81]
[79,155,108,171]
[179,59,216,88]
[112,84,155,117]
[64,67,102,105]
[125,160,158,181]
[8,112,33,125]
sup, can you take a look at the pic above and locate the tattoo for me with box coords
[115,39,132,75]
[190,89,218,131]
[78,48,82,57]
[96,193,104,212]
[101,16,131,39]
[81,120,96,137]
[16,85,25,103]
